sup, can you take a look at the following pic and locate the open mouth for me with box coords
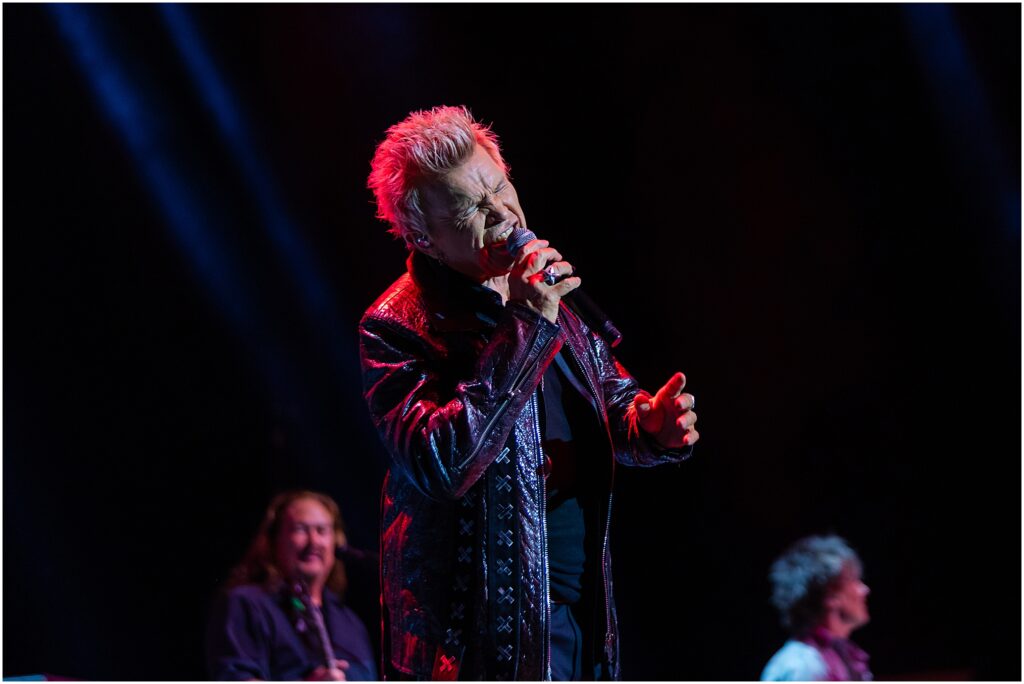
[493,224,516,244]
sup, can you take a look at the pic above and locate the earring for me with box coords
[408,232,444,264]
[406,231,431,249]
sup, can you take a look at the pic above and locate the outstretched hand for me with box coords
[633,372,699,449]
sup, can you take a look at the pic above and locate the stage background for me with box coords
[4,4,1020,680]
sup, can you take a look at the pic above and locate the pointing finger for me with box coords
[655,372,686,407]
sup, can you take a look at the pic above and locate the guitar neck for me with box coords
[291,580,335,671]
[309,602,335,670]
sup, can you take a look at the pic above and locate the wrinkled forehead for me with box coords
[446,144,506,187]
[421,174,468,206]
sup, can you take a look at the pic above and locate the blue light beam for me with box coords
[159,5,360,386]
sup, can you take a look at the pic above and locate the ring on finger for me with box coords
[542,266,560,286]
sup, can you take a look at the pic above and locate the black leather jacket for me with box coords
[359,252,692,680]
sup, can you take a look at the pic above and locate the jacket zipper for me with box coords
[456,323,548,471]
[534,390,553,680]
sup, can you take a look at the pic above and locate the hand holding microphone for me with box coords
[506,233,581,324]
[503,227,623,345]
[502,228,691,446]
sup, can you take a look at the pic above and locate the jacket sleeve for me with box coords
[360,301,562,500]
[590,328,694,467]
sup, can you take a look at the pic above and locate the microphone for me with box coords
[504,227,623,347]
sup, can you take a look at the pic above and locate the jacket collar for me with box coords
[408,250,505,333]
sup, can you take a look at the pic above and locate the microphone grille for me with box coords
[504,227,537,257]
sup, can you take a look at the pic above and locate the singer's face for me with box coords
[273,498,336,586]
[420,144,527,282]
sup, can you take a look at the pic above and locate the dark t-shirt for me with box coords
[206,584,377,681]
[541,351,592,605]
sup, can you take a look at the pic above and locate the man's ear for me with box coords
[824,592,841,611]
[406,231,441,259]
[406,230,430,249]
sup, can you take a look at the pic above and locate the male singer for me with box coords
[359,106,699,680]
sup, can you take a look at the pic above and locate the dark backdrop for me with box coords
[4,3,1020,680]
